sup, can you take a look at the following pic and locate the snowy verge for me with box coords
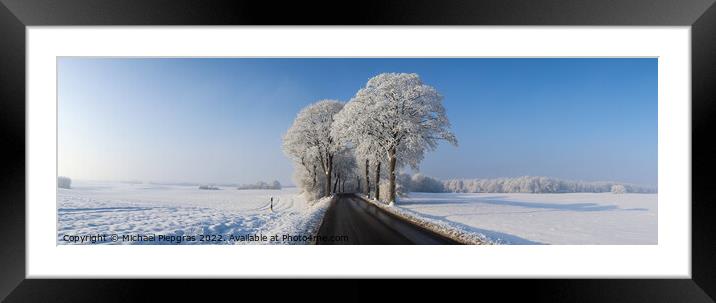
[255,196,333,245]
[361,195,493,245]
[307,196,335,244]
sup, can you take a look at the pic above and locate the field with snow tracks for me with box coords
[57,181,330,244]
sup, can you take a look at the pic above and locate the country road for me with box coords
[315,194,460,245]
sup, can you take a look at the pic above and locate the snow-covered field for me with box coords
[57,181,330,244]
[58,181,657,245]
[396,192,657,245]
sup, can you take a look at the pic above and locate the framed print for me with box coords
[1,0,716,302]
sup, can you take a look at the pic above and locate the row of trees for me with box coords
[383,174,656,194]
[282,73,458,203]
[237,180,282,190]
[443,176,657,194]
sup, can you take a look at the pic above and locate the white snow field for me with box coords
[57,181,331,245]
[395,193,657,245]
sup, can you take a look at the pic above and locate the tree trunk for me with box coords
[333,174,339,193]
[374,161,381,200]
[312,165,317,188]
[388,147,397,203]
[325,154,333,197]
[365,159,370,196]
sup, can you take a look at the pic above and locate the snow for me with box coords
[58,182,657,245]
[394,192,657,244]
[57,181,331,245]
[364,196,490,245]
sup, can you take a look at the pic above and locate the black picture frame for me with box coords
[1,0,715,302]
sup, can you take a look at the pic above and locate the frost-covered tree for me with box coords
[342,73,458,203]
[283,100,344,197]
[332,148,358,193]
[611,184,626,194]
[384,172,412,199]
[333,102,386,199]
[290,161,326,200]
[283,128,320,192]
[409,173,445,193]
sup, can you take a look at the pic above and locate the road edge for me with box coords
[308,196,336,244]
[359,195,490,245]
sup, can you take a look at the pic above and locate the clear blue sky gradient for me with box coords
[58,58,657,186]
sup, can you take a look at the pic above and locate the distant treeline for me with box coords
[142,180,283,190]
[198,185,220,190]
[58,176,72,189]
[398,174,656,194]
[237,180,282,190]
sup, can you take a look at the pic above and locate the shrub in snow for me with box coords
[57,176,72,189]
[611,184,626,194]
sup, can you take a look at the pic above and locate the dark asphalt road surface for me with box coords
[316,194,460,245]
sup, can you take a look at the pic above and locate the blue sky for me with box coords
[58,58,657,186]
